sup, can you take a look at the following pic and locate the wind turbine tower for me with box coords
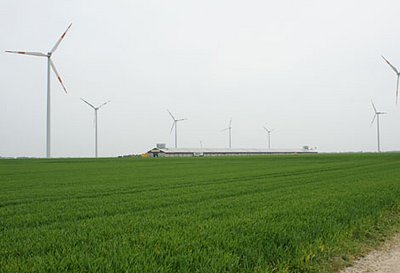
[263,125,274,149]
[222,118,232,149]
[168,110,186,148]
[6,24,72,158]
[382,56,400,104]
[371,101,386,153]
[81,98,111,158]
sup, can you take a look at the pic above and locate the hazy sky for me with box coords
[1,0,400,157]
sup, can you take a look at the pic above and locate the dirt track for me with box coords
[340,234,400,273]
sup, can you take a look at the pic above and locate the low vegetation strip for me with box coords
[1,154,400,272]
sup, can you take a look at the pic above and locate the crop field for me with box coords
[1,154,400,272]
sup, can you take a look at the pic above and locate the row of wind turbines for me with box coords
[5,24,110,158]
[5,24,400,157]
[167,112,274,149]
[163,55,400,153]
[166,56,400,152]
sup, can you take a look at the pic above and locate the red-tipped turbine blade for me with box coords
[5,50,47,57]
[382,56,399,74]
[50,23,72,54]
[49,59,67,94]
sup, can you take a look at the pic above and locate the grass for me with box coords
[1,153,400,272]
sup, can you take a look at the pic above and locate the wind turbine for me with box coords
[222,118,232,149]
[382,56,400,104]
[263,125,274,149]
[81,98,111,158]
[371,101,386,153]
[5,23,72,158]
[167,110,186,148]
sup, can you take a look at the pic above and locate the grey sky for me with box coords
[1,0,400,157]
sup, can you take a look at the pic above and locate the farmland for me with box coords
[1,154,400,272]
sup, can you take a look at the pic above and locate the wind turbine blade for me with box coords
[50,23,72,54]
[5,50,47,57]
[370,114,377,126]
[371,100,377,113]
[229,118,232,127]
[49,59,67,94]
[167,110,175,121]
[80,98,96,109]
[170,122,175,134]
[263,126,269,132]
[98,100,111,109]
[221,128,229,132]
[382,56,399,74]
[396,75,399,105]
[177,118,187,122]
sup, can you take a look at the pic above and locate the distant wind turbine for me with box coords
[5,23,72,158]
[263,125,274,149]
[222,118,232,149]
[371,101,386,153]
[168,110,186,148]
[382,56,400,104]
[81,98,111,158]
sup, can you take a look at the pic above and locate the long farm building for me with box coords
[147,147,317,157]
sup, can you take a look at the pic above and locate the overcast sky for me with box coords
[1,0,400,157]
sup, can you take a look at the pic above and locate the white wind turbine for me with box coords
[5,24,72,158]
[168,110,186,148]
[81,98,111,158]
[371,101,386,153]
[263,125,274,149]
[222,118,232,149]
[382,56,400,104]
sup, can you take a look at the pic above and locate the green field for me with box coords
[1,154,400,272]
